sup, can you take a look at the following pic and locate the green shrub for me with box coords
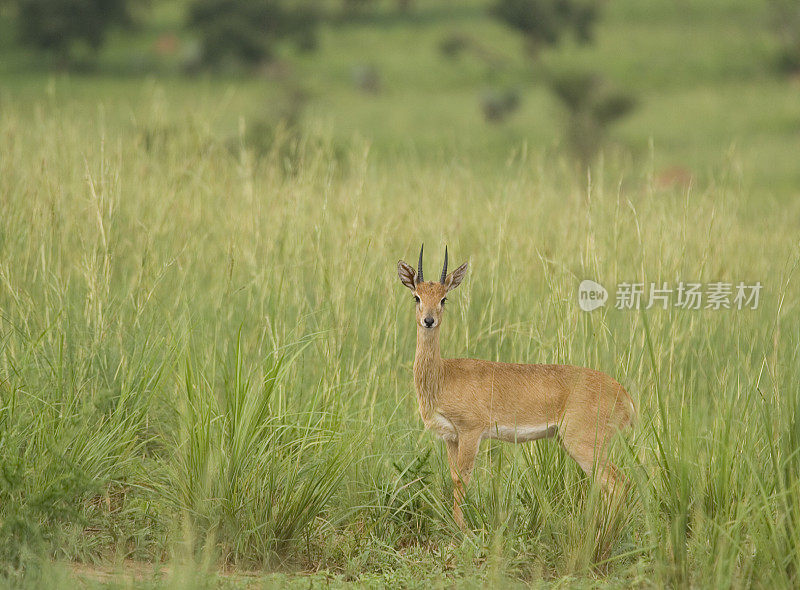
[14,0,138,65]
[166,337,352,565]
[0,327,156,578]
[187,0,319,68]
[546,69,636,169]
[491,0,600,57]
[769,0,800,73]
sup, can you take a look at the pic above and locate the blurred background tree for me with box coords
[341,0,372,15]
[340,0,414,15]
[546,69,636,171]
[188,0,319,68]
[14,0,140,67]
[0,0,791,192]
[769,0,800,74]
[490,0,600,57]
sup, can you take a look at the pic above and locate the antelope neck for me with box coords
[414,325,444,421]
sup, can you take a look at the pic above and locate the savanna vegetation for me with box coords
[0,0,799,587]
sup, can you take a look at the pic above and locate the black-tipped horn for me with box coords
[440,246,448,284]
[417,244,424,283]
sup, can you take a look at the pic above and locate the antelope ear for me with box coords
[397,260,417,291]
[444,262,468,292]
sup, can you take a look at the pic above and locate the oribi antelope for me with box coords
[397,245,635,529]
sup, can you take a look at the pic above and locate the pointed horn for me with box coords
[440,246,448,284]
[417,244,424,283]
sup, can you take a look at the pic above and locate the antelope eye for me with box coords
[440,298,447,306]
[414,295,420,304]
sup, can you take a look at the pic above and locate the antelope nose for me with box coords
[424,317,435,327]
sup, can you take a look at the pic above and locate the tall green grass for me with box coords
[166,335,352,566]
[0,90,798,587]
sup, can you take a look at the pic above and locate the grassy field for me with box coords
[1,0,800,588]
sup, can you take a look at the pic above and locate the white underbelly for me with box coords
[427,413,458,442]
[483,423,557,443]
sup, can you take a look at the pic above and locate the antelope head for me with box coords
[397,245,468,329]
